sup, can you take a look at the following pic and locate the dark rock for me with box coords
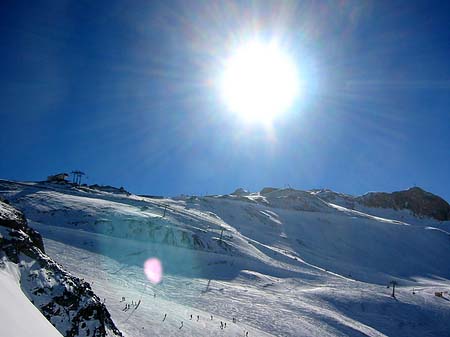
[357,187,450,221]
[0,200,45,253]
[260,187,279,194]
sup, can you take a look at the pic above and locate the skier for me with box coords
[211,315,213,320]
[224,322,227,328]
[246,332,249,336]
[163,313,167,322]
[197,315,199,322]
[179,321,183,329]
[220,321,223,329]
[190,314,193,320]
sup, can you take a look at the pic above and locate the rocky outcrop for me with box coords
[260,187,279,194]
[357,187,450,221]
[309,189,356,209]
[231,188,250,196]
[0,198,45,253]
[87,184,130,195]
[263,188,334,212]
[0,201,123,337]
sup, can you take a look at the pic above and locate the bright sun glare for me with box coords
[221,41,300,124]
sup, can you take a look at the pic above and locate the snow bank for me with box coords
[0,260,63,337]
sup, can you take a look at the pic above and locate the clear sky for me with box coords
[1,0,449,201]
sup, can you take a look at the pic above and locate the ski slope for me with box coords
[1,180,450,336]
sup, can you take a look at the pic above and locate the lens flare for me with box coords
[144,258,163,284]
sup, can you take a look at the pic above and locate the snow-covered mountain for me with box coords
[0,199,123,337]
[1,179,450,336]
[310,187,450,228]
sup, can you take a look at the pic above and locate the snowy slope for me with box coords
[0,198,123,337]
[0,261,63,337]
[1,179,450,336]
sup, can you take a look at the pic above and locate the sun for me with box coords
[220,41,300,124]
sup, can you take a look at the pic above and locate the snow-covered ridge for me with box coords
[2,180,450,284]
[0,261,63,337]
[0,198,24,222]
[0,199,123,337]
[1,180,450,336]
[310,187,450,223]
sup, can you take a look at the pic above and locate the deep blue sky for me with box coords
[1,0,449,201]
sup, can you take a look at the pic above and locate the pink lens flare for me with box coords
[144,258,163,284]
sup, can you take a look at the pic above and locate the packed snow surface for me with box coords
[1,180,450,336]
